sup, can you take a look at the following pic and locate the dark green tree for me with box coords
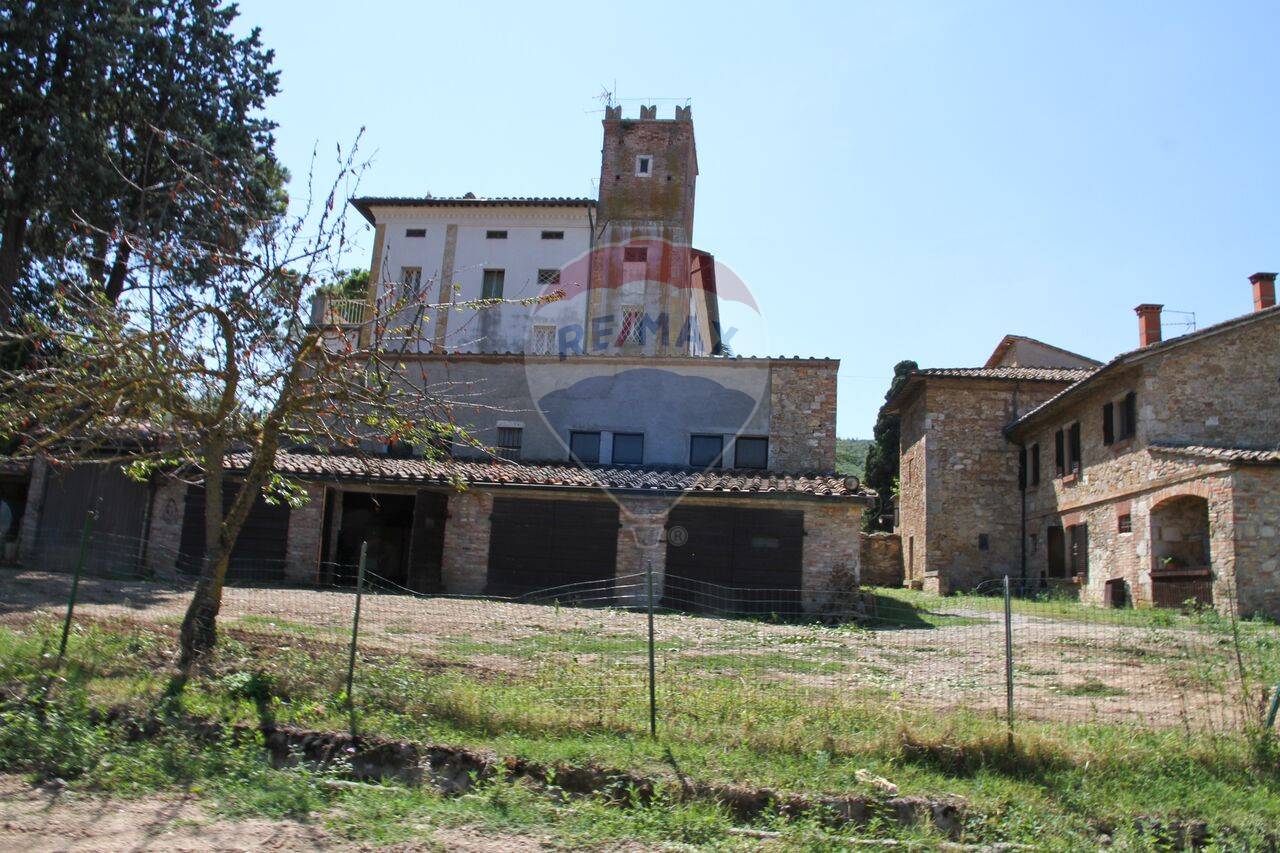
[863,359,917,531]
[0,0,283,322]
[319,268,370,300]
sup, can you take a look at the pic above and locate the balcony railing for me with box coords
[311,295,372,327]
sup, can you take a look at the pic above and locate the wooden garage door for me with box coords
[486,498,619,598]
[664,506,804,614]
[179,485,291,582]
[36,462,150,575]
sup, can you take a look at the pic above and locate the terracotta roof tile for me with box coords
[914,367,1097,382]
[227,452,871,500]
[1149,443,1280,465]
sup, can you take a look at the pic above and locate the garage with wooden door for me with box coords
[663,505,805,614]
[485,497,619,598]
[35,461,151,575]
[178,484,291,582]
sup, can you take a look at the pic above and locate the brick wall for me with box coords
[793,499,866,612]
[284,483,326,584]
[441,489,493,594]
[859,532,903,587]
[597,111,696,227]
[614,496,669,606]
[768,361,838,472]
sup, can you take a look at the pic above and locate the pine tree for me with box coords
[863,359,917,531]
[0,0,283,323]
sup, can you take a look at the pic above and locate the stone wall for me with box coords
[896,391,927,587]
[1142,312,1280,448]
[911,380,1068,593]
[1230,466,1280,618]
[859,532,903,587]
[441,489,493,594]
[1013,309,1280,618]
[1027,459,1237,610]
[768,360,838,472]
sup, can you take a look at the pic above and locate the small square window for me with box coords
[569,431,601,464]
[530,324,556,355]
[690,434,724,469]
[399,266,422,297]
[495,427,522,461]
[623,246,648,263]
[611,433,644,465]
[541,230,564,240]
[734,436,768,470]
[486,230,508,239]
[405,228,426,238]
[537,268,561,286]
[635,155,652,176]
[619,305,643,345]
[481,269,505,299]
[1118,514,1132,534]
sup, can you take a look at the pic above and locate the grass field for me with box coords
[2,567,1280,849]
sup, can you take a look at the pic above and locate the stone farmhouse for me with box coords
[889,274,1280,617]
[7,106,880,613]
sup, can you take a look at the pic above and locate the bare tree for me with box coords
[0,132,545,675]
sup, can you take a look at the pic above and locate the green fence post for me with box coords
[1265,683,1280,730]
[345,541,368,737]
[646,558,657,738]
[57,506,98,665]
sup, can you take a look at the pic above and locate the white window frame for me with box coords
[530,324,557,355]
[635,154,653,177]
[399,266,422,298]
[619,305,644,345]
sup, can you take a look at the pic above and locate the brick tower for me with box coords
[588,105,715,355]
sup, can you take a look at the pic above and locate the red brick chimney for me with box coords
[1134,304,1163,347]
[1250,272,1277,312]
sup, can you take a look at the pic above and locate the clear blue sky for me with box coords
[236,0,1278,438]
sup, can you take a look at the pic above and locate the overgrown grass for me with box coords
[2,616,1280,849]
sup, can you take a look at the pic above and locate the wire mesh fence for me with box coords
[3,525,1279,749]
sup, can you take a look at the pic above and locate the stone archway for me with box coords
[1148,494,1213,608]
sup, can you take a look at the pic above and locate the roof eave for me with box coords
[1007,305,1280,438]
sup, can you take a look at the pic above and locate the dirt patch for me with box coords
[0,772,338,851]
[0,773,613,851]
